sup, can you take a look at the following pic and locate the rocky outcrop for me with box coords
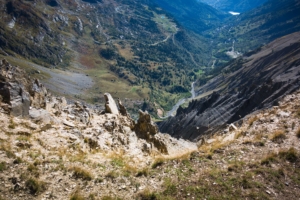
[104,93,119,115]
[135,110,158,140]
[0,59,31,116]
[0,60,196,157]
[0,59,52,117]
[159,32,300,141]
[117,98,128,116]
[30,79,48,109]
[134,110,168,153]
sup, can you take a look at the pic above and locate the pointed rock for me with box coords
[135,110,158,140]
[117,98,128,116]
[104,93,119,115]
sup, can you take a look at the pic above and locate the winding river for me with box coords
[160,82,195,119]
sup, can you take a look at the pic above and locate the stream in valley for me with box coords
[161,82,195,119]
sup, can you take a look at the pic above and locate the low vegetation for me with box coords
[25,177,47,195]
[270,130,286,143]
[70,166,93,181]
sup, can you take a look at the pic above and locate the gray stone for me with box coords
[29,108,53,124]
[117,98,128,116]
[63,120,75,127]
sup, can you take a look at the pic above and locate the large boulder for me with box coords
[104,93,119,115]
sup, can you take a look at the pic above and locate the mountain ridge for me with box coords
[159,32,300,140]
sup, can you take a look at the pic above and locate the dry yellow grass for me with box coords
[69,166,93,181]
[248,116,259,126]
[270,130,286,143]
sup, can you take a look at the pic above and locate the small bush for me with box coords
[8,118,16,129]
[71,166,93,181]
[270,130,286,143]
[136,168,149,177]
[27,164,40,177]
[228,164,240,172]
[261,153,277,166]
[101,196,122,200]
[105,171,118,179]
[279,148,298,163]
[138,189,158,200]
[163,178,176,196]
[70,189,85,200]
[84,138,98,149]
[0,162,7,171]
[25,177,46,195]
[13,157,22,164]
[151,159,164,169]
[111,158,125,168]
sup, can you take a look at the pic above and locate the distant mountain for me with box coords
[204,0,300,68]
[159,32,300,141]
[198,0,268,12]
[153,0,228,34]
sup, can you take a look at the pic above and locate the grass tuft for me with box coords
[25,177,46,195]
[270,130,286,143]
[70,189,85,200]
[151,158,164,169]
[279,148,298,163]
[261,153,277,166]
[248,116,259,126]
[8,118,16,129]
[105,171,118,179]
[0,162,7,171]
[137,188,158,200]
[70,166,93,181]
[136,168,149,177]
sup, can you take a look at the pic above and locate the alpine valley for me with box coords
[1,0,300,199]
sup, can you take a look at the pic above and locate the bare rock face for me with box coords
[30,79,48,109]
[117,98,128,116]
[104,93,119,115]
[134,110,168,153]
[159,32,300,141]
[135,110,158,139]
[0,59,31,117]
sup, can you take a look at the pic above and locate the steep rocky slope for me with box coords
[1,58,300,199]
[0,59,196,199]
[150,89,300,199]
[159,32,300,141]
